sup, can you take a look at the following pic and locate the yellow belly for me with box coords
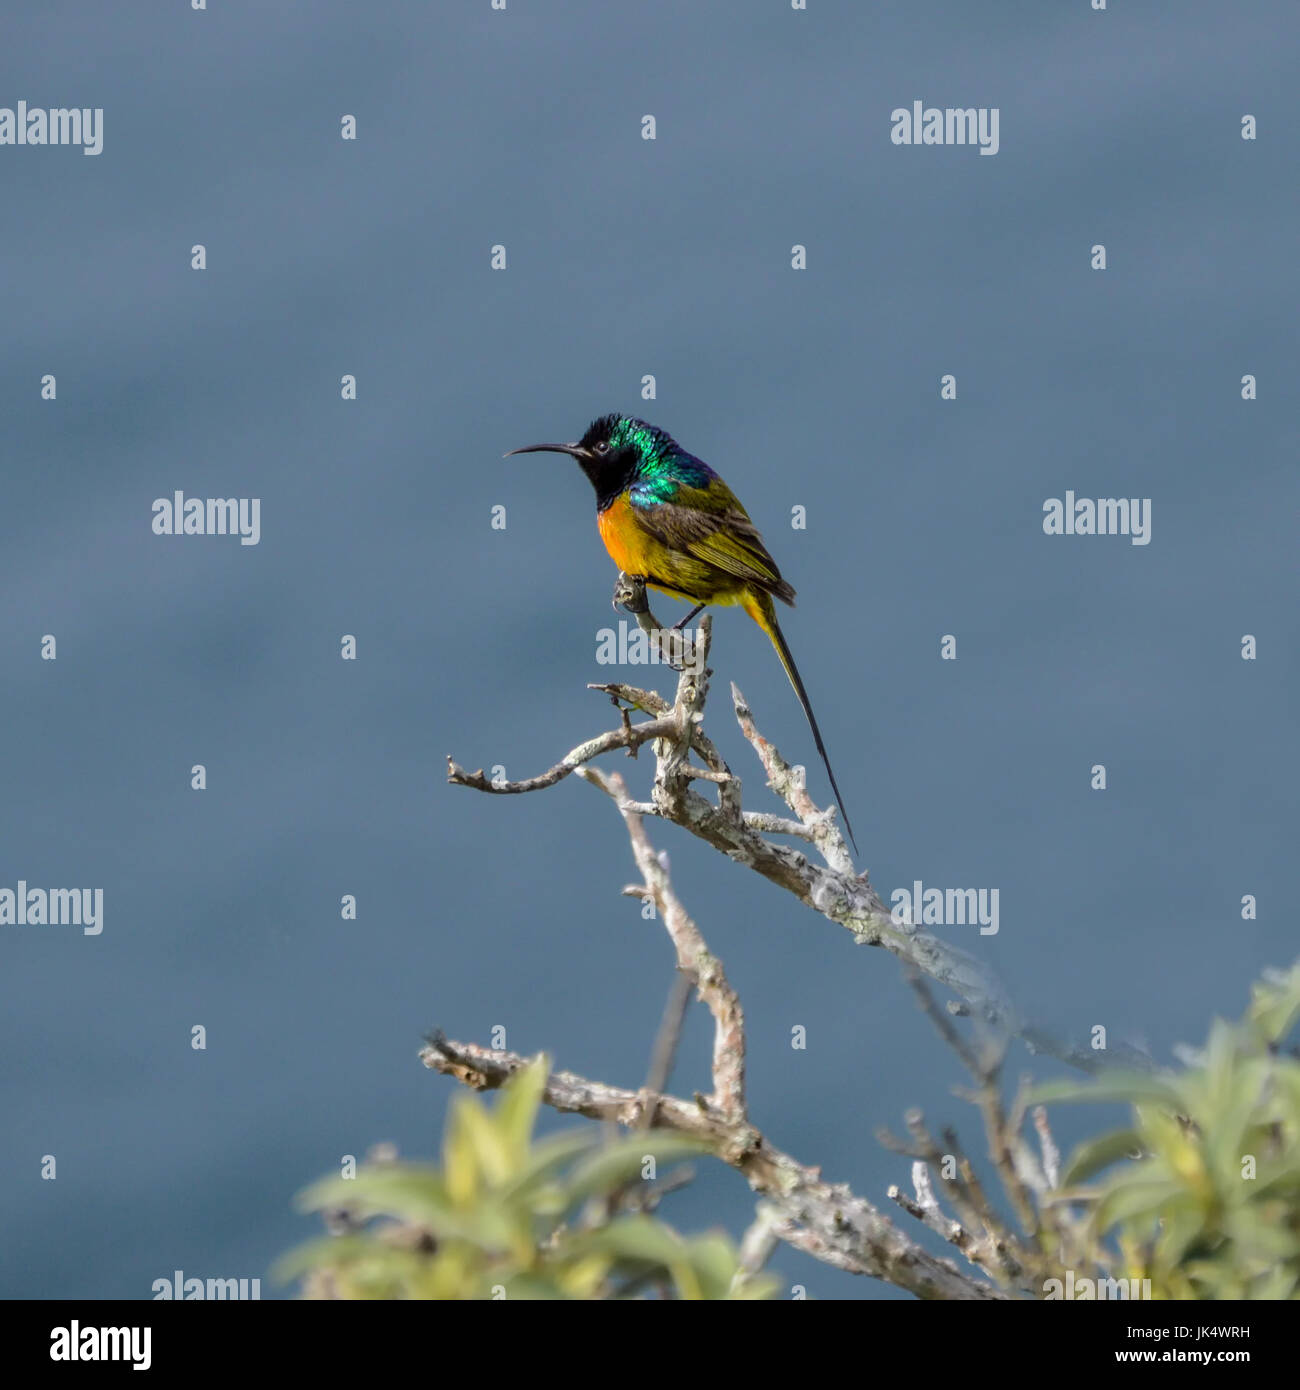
[596,495,743,607]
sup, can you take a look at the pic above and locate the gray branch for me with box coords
[439,578,1137,1296]
[449,582,1111,1073]
[420,1033,1006,1301]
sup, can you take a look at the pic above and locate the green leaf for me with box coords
[459,1090,523,1186]
[1248,1264,1300,1300]
[1152,1201,1211,1270]
[1200,1018,1239,1117]
[296,1166,446,1223]
[1205,1061,1267,1176]
[1094,1176,1184,1232]
[497,1129,598,1207]
[1028,1072,1184,1110]
[500,1272,578,1301]
[443,1095,486,1205]
[1246,963,1300,1046]
[496,1057,550,1160]
[271,1234,380,1286]
[570,1213,687,1268]
[683,1231,745,1300]
[296,1166,509,1248]
[1061,1129,1144,1186]
[560,1134,706,1208]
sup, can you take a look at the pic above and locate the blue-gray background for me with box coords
[2,1,1295,1300]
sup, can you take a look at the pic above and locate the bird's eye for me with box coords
[595,441,609,454]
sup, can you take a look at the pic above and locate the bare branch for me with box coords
[449,608,1121,1078]
[581,764,746,1123]
[732,682,853,872]
[441,592,1134,1298]
[736,1203,782,1279]
[446,715,679,794]
[1033,1105,1061,1191]
[639,971,694,1130]
[887,1165,973,1255]
[420,1034,1006,1301]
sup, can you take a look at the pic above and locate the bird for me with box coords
[507,413,856,851]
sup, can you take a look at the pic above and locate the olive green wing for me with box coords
[631,479,795,603]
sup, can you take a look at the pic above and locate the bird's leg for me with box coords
[672,602,705,631]
[662,602,705,673]
[610,573,694,673]
[612,572,650,615]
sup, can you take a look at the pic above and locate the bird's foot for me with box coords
[657,627,699,674]
[610,573,700,672]
[612,572,650,616]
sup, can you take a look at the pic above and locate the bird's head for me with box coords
[506,415,678,497]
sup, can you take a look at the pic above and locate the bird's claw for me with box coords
[612,573,650,616]
[609,572,697,671]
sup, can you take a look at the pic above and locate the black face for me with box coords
[507,414,639,510]
[577,414,620,458]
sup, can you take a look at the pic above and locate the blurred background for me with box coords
[0,1,1295,1299]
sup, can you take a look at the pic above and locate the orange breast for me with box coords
[596,493,743,606]
[597,494,658,576]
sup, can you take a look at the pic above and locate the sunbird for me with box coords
[507,414,856,850]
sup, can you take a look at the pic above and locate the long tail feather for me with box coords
[741,591,858,853]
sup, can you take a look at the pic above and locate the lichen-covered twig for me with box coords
[420,1032,1005,1301]
[881,971,1111,1296]
[440,583,1137,1296]
[429,754,1010,1298]
[581,765,746,1123]
[449,588,1112,1075]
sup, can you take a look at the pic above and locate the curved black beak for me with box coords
[503,442,588,460]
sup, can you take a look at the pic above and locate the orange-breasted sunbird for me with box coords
[508,414,856,850]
